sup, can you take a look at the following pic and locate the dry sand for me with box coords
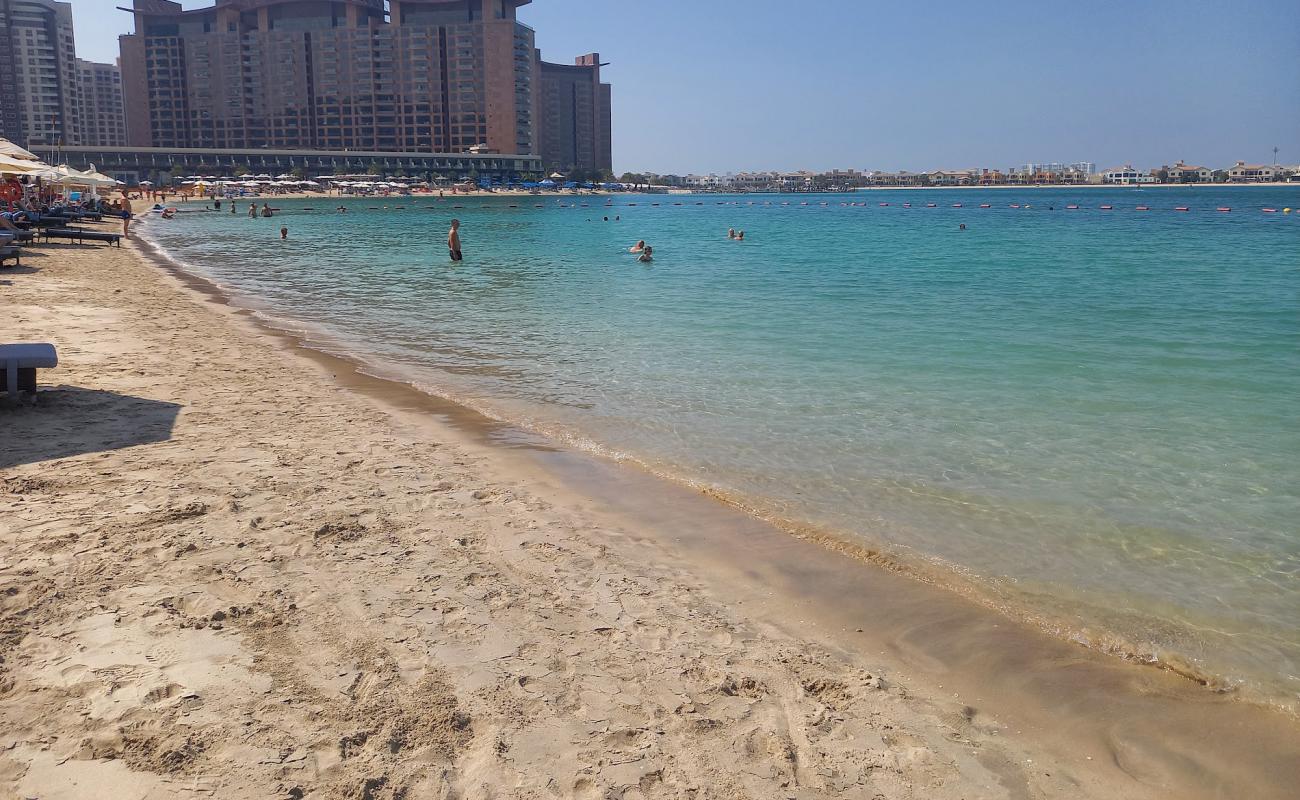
[1,233,1296,799]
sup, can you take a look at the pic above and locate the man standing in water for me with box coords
[448,219,463,261]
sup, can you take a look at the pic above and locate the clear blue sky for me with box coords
[70,0,1300,174]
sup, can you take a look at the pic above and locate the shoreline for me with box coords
[128,212,1300,745]
[2,223,1298,797]
[135,204,1296,714]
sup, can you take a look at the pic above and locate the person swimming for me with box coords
[629,240,646,253]
[727,228,736,239]
[261,203,273,218]
[638,245,653,263]
[736,230,745,241]
[281,226,288,240]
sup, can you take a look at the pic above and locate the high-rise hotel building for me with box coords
[0,0,79,146]
[75,59,128,147]
[535,51,611,174]
[119,0,611,171]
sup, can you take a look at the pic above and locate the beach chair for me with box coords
[0,246,20,268]
[1,343,57,401]
[42,228,122,247]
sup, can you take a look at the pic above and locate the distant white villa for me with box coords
[1102,165,1156,185]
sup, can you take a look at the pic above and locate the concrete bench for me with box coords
[1,343,57,400]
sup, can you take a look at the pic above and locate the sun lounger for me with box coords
[1,342,57,400]
[42,228,122,247]
[0,246,20,268]
[2,230,35,245]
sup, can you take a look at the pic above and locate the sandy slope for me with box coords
[0,236,1163,799]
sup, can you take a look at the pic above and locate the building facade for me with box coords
[27,143,541,185]
[0,0,79,146]
[1225,161,1279,182]
[534,50,611,174]
[1165,161,1211,183]
[75,59,127,147]
[119,0,549,158]
[1102,165,1156,185]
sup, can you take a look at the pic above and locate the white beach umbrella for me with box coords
[0,154,47,174]
[0,138,39,161]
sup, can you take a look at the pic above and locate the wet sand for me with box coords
[1,227,1297,799]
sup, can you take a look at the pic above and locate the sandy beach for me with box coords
[2,226,1298,799]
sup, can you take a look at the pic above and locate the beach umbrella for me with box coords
[538,179,556,187]
[0,154,47,174]
[549,172,566,179]
[0,138,39,162]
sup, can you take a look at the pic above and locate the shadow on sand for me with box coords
[1,386,181,468]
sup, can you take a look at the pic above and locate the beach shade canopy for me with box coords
[548,172,566,179]
[0,138,39,162]
[538,179,556,187]
[139,180,153,185]
[85,166,121,185]
[45,164,119,187]
[0,153,49,174]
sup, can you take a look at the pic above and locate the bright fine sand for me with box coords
[2,234,1298,800]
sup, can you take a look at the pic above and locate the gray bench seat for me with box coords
[1,342,58,400]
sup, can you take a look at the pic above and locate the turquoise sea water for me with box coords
[142,187,1300,707]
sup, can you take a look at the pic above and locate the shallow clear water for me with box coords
[143,186,1300,705]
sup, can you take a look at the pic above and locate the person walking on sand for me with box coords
[629,240,645,253]
[448,219,463,261]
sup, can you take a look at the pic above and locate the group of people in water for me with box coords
[628,240,653,262]
[727,228,746,241]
